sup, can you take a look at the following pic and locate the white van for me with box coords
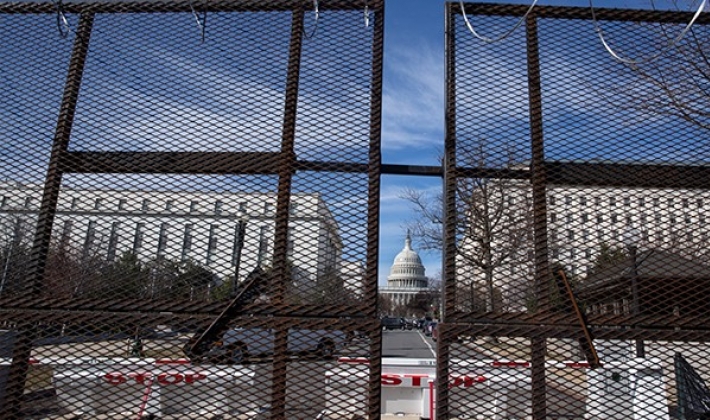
[207,328,349,363]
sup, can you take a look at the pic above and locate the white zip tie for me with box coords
[590,0,707,65]
[302,0,320,40]
[189,0,207,43]
[364,1,370,28]
[53,0,71,38]
[459,0,538,43]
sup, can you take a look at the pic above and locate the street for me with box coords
[382,330,436,359]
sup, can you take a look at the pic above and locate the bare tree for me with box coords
[402,146,533,313]
[600,10,710,130]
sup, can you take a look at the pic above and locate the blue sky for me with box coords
[376,0,705,284]
[0,0,704,286]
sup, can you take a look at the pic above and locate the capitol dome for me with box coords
[387,233,427,289]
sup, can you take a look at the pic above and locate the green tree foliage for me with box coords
[590,243,627,274]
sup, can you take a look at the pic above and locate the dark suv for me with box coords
[381,317,404,330]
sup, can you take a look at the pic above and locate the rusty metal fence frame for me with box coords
[0,1,385,418]
[439,3,710,419]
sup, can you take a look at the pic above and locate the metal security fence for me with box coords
[3,0,710,419]
[0,0,383,418]
[441,2,710,420]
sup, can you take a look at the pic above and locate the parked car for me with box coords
[206,327,349,363]
[381,317,404,330]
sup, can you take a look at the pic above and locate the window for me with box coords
[206,224,218,265]
[165,200,173,212]
[656,215,662,224]
[585,248,592,259]
[60,220,73,249]
[550,213,557,223]
[214,200,223,215]
[549,195,556,206]
[549,229,557,242]
[181,224,193,262]
[0,197,7,208]
[566,229,574,241]
[612,230,619,242]
[83,220,96,256]
[570,249,576,259]
[582,230,589,241]
[238,202,247,213]
[580,197,587,206]
[24,197,32,209]
[257,226,269,265]
[640,215,647,224]
[671,215,677,224]
[638,197,645,207]
[157,223,169,258]
[624,197,630,206]
[94,198,102,210]
[642,230,649,241]
[264,202,274,215]
[626,216,632,225]
[566,215,573,224]
[508,196,515,205]
[597,230,604,241]
[565,196,572,205]
[190,200,199,213]
[118,199,127,211]
[232,222,246,266]
[653,198,660,207]
[597,215,604,223]
[668,198,675,207]
[595,197,601,206]
[582,213,589,223]
[698,198,704,208]
[107,222,120,262]
[683,198,689,208]
[685,216,692,224]
[610,197,616,207]
[688,231,695,242]
[551,248,559,259]
[290,202,299,215]
[611,214,618,223]
[133,223,144,254]
[141,199,150,212]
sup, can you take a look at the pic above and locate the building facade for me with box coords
[456,180,710,312]
[0,181,344,297]
[379,233,430,312]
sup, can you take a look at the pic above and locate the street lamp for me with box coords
[231,210,247,296]
[623,226,645,358]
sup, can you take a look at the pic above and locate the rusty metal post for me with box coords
[437,2,458,418]
[270,6,304,419]
[366,2,385,418]
[0,12,95,419]
[525,12,549,420]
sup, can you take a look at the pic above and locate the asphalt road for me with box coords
[382,330,436,359]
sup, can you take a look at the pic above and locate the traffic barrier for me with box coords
[325,357,670,419]
[1,357,254,416]
[586,358,669,420]
[1,356,670,418]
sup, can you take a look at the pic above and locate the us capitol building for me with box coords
[379,233,429,309]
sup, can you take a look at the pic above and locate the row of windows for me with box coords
[0,196,302,216]
[65,220,272,268]
[550,195,705,208]
[550,213,707,225]
[550,228,709,243]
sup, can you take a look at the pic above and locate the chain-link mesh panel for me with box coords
[0,1,383,418]
[444,3,710,419]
